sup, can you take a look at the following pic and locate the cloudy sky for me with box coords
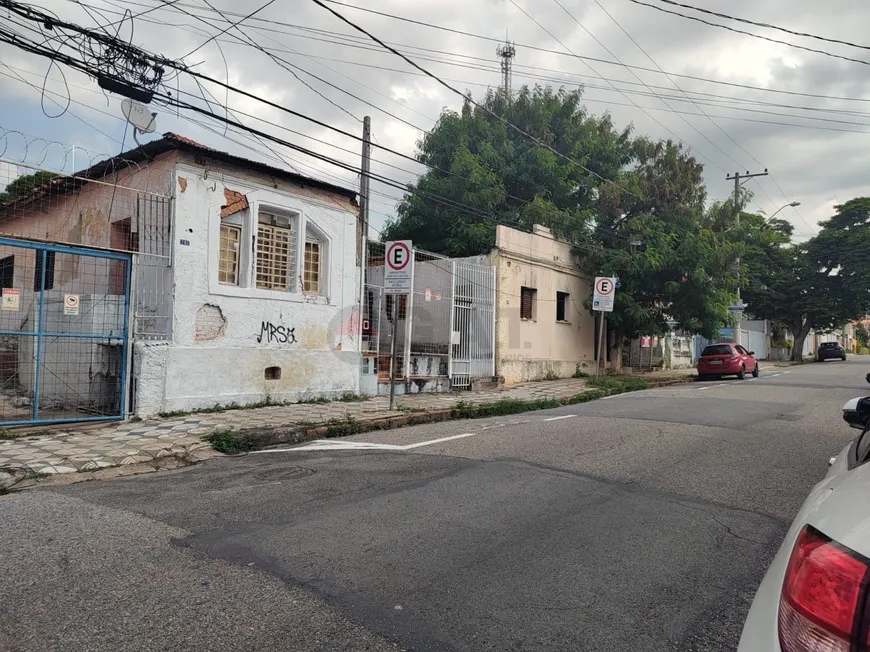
[1,0,868,240]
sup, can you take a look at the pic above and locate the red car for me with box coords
[697,343,759,380]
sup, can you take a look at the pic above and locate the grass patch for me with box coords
[298,397,330,405]
[324,416,365,438]
[586,376,649,393]
[338,392,368,403]
[572,366,590,378]
[451,397,561,419]
[202,427,258,454]
[542,371,560,381]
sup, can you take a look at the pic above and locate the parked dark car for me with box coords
[817,341,847,361]
[697,343,759,380]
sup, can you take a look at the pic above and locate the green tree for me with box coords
[856,323,869,350]
[743,198,870,360]
[381,86,633,256]
[589,139,740,365]
[0,171,58,203]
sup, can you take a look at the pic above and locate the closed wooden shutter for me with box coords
[520,287,535,319]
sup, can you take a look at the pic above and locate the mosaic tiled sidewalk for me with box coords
[0,373,690,477]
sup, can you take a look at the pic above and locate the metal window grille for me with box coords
[304,241,321,293]
[556,292,569,322]
[256,224,293,291]
[520,286,536,320]
[219,224,241,285]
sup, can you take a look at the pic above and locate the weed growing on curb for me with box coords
[202,427,257,454]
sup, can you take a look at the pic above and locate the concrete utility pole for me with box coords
[726,169,768,347]
[358,116,371,347]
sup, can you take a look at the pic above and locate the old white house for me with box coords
[0,133,362,421]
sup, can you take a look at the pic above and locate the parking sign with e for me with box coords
[593,276,616,312]
[384,240,413,294]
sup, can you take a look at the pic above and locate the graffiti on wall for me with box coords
[256,321,297,345]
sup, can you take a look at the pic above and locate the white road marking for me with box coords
[543,414,577,422]
[253,433,478,454]
[403,433,477,449]
[697,387,710,391]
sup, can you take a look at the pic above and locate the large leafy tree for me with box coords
[743,198,870,360]
[0,171,58,203]
[382,85,633,255]
[589,139,739,365]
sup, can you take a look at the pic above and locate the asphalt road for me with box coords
[2,358,866,651]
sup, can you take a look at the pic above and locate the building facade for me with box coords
[489,224,596,384]
[0,134,362,421]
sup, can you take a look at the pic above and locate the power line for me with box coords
[312,0,870,101]
[512,0,736,177]
[628,0,870,68]
[79,0,870,108]
[651,0,870,54]
[310,0,642,201]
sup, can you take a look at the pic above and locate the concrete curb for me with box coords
[223,376,695,452]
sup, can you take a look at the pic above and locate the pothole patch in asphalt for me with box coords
[252,467,316,481]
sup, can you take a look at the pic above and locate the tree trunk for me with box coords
[790,319,812,361]
[610,329,624,373]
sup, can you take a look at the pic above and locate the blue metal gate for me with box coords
[0,238,131,426]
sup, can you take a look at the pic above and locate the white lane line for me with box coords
[254,433,479,454]
[697,387,710,391]
[543,414,577,422]
[746,378,757,382]
[403,433,477,449]
[782,371,792,375]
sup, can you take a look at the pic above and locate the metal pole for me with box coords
[389,297,398,411]
[357,116,371,349]
[595,313,604,378]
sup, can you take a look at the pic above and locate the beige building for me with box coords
[490,224,596,384]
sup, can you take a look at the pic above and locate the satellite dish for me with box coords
[121,98,157,133]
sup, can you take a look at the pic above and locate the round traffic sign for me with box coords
[386,241,411,271]
[595,278,615,295]
[65,295,79,307]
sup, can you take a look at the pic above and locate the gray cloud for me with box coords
[1,0,869,238]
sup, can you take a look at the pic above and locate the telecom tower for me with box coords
[496,39,515,100]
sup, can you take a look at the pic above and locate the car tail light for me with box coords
[779,526,870,652]
[729,355,739,361]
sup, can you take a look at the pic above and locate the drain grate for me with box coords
[253,467,316,482]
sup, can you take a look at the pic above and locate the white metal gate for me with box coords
[450,261,495,388]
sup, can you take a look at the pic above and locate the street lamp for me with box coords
[766,201,801,222]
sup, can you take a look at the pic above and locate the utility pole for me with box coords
[496,39,515,101]
[358,116,371,350]
[726,169,768,347]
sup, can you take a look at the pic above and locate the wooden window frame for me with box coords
[219,223,241,286]
[556,291,569,323]
[303,240,322,294]
[520,286,536,320]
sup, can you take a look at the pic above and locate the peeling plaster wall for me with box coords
[142,161,361,415]
[493,225,596,384]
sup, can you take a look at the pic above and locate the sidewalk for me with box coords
[0,369,695,478]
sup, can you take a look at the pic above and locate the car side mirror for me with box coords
[749,351,755,356]
[842,396,870,429]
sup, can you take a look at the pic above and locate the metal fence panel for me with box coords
[0,238,131,425]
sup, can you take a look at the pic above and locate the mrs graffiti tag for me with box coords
[257,321,297,345]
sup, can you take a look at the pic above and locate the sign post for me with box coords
[384,241,413,410]
[592,277,616,377]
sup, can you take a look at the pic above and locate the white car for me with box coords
[738,397,870,651]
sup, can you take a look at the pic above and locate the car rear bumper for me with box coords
[697,363,741,375]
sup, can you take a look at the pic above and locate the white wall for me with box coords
[133,162,361,416]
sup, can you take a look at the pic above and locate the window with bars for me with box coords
[219,224,241,285]
[304,241,321,293]
[255,211,297,292]
[520,286,536,320]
